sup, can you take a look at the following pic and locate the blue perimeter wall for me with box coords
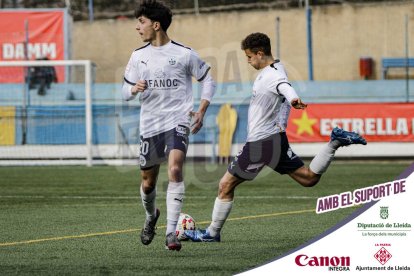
[1,80,413,145]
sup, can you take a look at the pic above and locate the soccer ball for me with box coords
[175,213,196,241]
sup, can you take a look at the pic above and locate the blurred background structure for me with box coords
[0,0,413,165]
[0,1,410,20]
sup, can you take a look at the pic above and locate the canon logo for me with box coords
[295,254,350,267]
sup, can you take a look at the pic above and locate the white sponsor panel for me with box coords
[238,168,414,275]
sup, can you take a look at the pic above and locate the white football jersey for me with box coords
[247,60,291,142]
[123,40,210,138]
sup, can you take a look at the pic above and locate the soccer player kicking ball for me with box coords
[122,0,216,251]
[185,32,366,242]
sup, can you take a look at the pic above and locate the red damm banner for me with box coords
[287,103,414,142]
[0,10,66,83]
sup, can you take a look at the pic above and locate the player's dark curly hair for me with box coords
[135,0,173,32]
[241,33,272,55]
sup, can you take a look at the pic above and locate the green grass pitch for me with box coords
[0,162,409,275]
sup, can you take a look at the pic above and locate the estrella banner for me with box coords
[0,9,67,83]
[287,103,414,142]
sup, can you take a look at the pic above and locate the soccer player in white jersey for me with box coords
[185,32,366,242]
[122,0,216,251]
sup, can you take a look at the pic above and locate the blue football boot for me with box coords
[331,127,367,146]
[184,228,221,242]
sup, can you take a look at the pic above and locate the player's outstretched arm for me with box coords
[291,98,307,110]
[277,82,307,110]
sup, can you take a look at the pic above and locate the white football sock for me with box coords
[208,197,233,237]
[140,185,157,220]
[309,143,337,175]
[166,181,185,235]
[329,139,342,150]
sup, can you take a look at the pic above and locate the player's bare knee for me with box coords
[168,164,183,181]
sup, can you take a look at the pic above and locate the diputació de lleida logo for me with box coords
[380,206,389,219]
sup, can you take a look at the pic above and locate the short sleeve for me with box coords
[269,63,290,95]
[188,50,211,82]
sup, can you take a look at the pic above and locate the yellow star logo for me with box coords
[292,111,317,135]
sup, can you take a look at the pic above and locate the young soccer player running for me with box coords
[122,0,216,251]
[185,32,366,242]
